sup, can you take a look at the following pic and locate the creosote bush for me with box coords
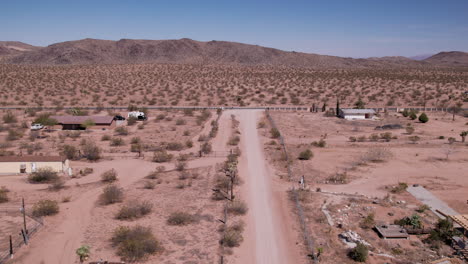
[349,243,368,262]
[82,140,101,161]
[220,222,244,247]
[100,184,124,205]
[101,169,118,182]
[32,199,59,217]
[28,167,59,183]
[116,200,153,220]
[226,200,248,215]
[0,187,9,203]
[152,150,173,163]
[111,225,162,262]
[298,149,313,160]
[270,128,281,138]
[167,211,196,226]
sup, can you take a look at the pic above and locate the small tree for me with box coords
[448,102,462,121]
[82,140,101,161]
[418,113,429,123]
[409,112,417,120]
[76,245,91,263]
[460,131,468,143]
[298,149,313,160]
[354,98,366,109]
[62,145,79,160]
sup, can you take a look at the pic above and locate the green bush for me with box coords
[348,243,368,262]
[418,112,429,123]
[167,211,196,226]
[100,185,124,205]
[390,182,408,193]
[32,199,59,217]
[394,214,422,229]
[298,149,313,160]
[360,213,375,229]
[28,167,59,183]
[111,225,161,261]
[116,200,153,220]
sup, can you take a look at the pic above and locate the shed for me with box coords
[0,156,69,174]
[339,109,376,120]
[375,224,409,239]
[51,115,115,130]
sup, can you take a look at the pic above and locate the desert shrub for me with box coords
[349,136,357,142]
[0,187,9,203]
[416,204,430,213]
[348,243,368,262]
[62,144,79,160]
[48,178,65,191]
[391,182,408,193]
[152,150,173,163]
[228,135,240,146]
[408,135,420,144]
[183,130,190,136]
[312,139,326,148]
[80,167,94,176]
[32,199,59,217]
[76,245,91,263]
[28,167,59,183]
[426,218,459,246]
[115,126,129,135]
[220,224,244,247]
[6,130,23,141]
[143,181,156,189]
[110,137,125,146]
[175,118,186,125]
[201,142,212,154]
[401,109,409,117]
[298,149,313,160]
[405,126,415,134]
[360,213,375,229]
[369,133,379,141]
[185,140,193,148]
[101,134,111,141]
[175,161,187,171]
[130,137,141,144]
[409,112,417,120]
[394,214,422,229]
[380,132,393,142]
[270,128,280,138]
[448,137,456,144]
[167,142,184,151]
[116,200,153,220]
[82,140,101,161]
[167,211,196,226]
[2,111,17,123]
[361,147,393,163]
[145,171,159,179]
[127,116,138,126]
[111,225,161,261]
[418,112,429,123]
[100,184,124,205]
[226,200,248,215]
[101,169,118,182]
[198,134,208,142]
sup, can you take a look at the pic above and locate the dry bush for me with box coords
[82,140,101,161]
[62,144,79,160]
[111,225,162,262]
[101,169,118,182]
[32,199,59,217]
[100,184,124,205]
[361,147,393,163]
[166,142,184,151]
[28,167,59,183]
[48,178,65,191]
[201,142,212,154]
[220,223,244,247]
[0,187,9,203]
[143,181,156,189]
[115,126,129,136]
[167,211,196,226]
[152,150,173,163]
[110,137,125,146]
[226,200,248,215]
[116,200,153,220]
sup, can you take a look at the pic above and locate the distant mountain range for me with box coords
[1,38,467,68]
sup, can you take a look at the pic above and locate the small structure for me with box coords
[51,115,115,130]
[375,224,409,239]
[128,111,147,120]
[0,156,69,174]
[338,108,376,120]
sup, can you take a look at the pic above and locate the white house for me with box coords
[338,108,376,120]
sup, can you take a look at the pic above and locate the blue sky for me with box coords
[1,0,467,58]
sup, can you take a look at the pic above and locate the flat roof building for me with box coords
[0,155,69,174]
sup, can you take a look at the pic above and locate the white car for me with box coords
[30,123,44,130]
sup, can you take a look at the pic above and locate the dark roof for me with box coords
[0,156,66,162]
[50,115,114,125]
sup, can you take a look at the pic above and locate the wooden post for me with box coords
[9,235,13,258]
[22,198,27,235]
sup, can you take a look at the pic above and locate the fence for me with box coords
[265,110,318,263]
[0,205,44,264]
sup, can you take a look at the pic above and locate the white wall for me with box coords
[344,115,366,120]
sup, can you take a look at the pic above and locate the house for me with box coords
[50,115,115,130]
[338,108,376,120]
[0,156,69,174]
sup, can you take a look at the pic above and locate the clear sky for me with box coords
[1,0,467,58]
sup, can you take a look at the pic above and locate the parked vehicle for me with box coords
[30,123,44,130]
[128,111,147,120]
[113,115,126,121]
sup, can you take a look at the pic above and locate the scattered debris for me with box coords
[339,230,371,248]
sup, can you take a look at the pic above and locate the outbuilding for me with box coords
[338,108,376,120]
[51,115,115,130]
[0,156,69,174]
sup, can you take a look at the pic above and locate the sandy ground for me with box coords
[231,110,302,264]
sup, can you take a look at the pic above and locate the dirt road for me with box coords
[233,110,301,264]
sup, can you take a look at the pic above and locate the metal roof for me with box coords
[0,155,66,162]
[50,115,114,125]
[340,108,376,114]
